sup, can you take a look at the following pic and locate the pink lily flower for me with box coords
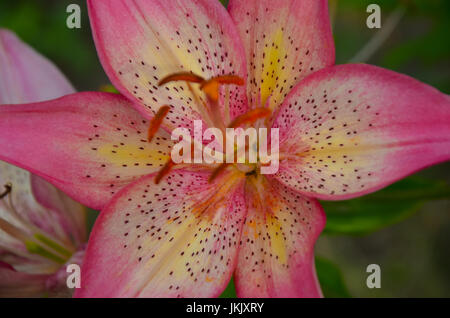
[0,29,86,297]
[0,0,449,298]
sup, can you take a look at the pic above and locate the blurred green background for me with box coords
[1,0,449,297]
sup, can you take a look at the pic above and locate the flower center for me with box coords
[147,72,275,184]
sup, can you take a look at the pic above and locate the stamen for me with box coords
[159,72,217,128]
[153,72,247,185]
[154,159,175,185]
[200,75,245,103]
[0,183,12,199]
[228,107,272,128]
[154,142,199,184]
[25,240,66,264]
[201,80,220,102]
[201,75,245,87]
[34,233,73,259]
[158,72,204,86]
[208,163,228,183]
[148,105,171,142]
[186,82,215,128]
[0,217,70,264]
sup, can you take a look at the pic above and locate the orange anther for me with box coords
[154,142,198,184]
[200,75,245,102]
[148,105,170,142]
[202,75,245,87]
[201,80,220,102]
[228,107,271,128]
[158,72,204,86]
[154,159,175,185]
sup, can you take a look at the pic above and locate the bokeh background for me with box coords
[0,0,449,297]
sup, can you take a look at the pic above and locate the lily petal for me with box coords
[0,163,83,275]
[0,92,174,210]
[87,0,248,130]
[235,177,325,298]
[30,175,87,246]
[272,64,450,200]
[0,162,78,248]
[0,249,57,275]
[0,29,86,276]
[0,262,49,297]
[0,30,82,238]
[75,169,246,298]
[0,29,74,104]
[228,0,334,111]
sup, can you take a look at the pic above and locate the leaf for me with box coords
[219,277,237,298]
[322,177,450,235]
[86,208,100,234]
[316,257,351,298]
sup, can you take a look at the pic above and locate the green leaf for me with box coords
[86,208,100,234]
[219,277,237,298]
[322,177,450,235]
[316,257,351,298]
